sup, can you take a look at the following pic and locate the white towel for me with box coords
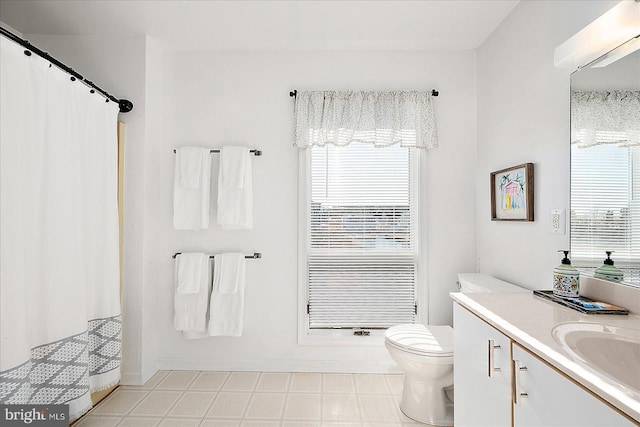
[217,146,253,230]
[174,254,210,332]
[208,253,247,336]
[178,147,204,188]
[173,147,211,230]
[215,252,245,294]
[221,146,246,189]
[176,252,208,294]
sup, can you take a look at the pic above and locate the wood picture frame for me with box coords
[490,163,534,221]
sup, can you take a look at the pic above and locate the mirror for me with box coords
[570,37,640,287]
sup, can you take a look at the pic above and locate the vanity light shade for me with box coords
[554,0,640,69]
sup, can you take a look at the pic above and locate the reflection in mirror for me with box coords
[570,38,640,287]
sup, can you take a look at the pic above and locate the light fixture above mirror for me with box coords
[555,0,640,70]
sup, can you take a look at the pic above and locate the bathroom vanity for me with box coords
[451,291,640,426]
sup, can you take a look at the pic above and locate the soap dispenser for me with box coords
[594,251,624,282]
[553,250,580,298]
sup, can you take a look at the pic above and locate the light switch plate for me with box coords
[551,209,566,234]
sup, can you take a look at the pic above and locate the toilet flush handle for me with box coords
[488,339,502,378]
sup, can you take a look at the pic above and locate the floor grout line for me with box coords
[84,370,422,427]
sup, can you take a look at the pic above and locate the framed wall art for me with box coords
[490,163,534,221]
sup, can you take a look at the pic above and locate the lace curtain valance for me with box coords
[294,91,438,149]
[571,90,640,148]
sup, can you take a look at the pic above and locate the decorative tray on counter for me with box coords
[533,290,629,315]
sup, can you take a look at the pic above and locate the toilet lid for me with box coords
[385,324,454,357]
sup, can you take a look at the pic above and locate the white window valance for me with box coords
[571,90,640,148]
[294,90,438,149]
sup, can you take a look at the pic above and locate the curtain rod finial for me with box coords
[119,99,133,113]
[290,90,297,98]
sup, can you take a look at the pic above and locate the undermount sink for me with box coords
[552,322,640,392]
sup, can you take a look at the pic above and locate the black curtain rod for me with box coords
[0,26,133,113]
[289,89,439,97]
[172,252,262,259]
[173,148,262,156]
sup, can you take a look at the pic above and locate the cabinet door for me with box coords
[512,343,635,426]
[454,303,512,427]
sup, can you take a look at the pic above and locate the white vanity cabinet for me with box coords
[453,303,512,426]
[453,302,636,426]
[512,343,634,427]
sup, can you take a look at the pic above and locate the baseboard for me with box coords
[120,361,159,386]
[156,357,402,374]
[120,371,143,385]
[141,364,158,385]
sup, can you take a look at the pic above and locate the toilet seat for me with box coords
[385,324,454,357]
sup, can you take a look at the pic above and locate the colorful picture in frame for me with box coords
[490,163,534,221]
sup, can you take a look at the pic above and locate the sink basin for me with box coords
[552,323,640,392]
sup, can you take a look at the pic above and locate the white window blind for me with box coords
[307,142,417,329]
[570,143,640,282]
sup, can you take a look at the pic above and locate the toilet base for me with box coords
[399,375,454,426]
[400,402,454,427]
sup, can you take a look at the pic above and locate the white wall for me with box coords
[475,0,619,289]
[150,49,477,372]
[141,38,163,382]
[18,37,476,376]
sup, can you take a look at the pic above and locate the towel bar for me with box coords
[172,252,262,259]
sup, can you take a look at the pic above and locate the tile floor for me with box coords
[75,370,428,427]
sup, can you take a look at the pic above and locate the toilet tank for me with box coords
[457,273,528,293]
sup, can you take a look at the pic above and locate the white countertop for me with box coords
[450,291,640,423]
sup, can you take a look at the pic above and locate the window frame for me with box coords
[297,146,426,346]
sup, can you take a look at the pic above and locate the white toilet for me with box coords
[385,273,527,426]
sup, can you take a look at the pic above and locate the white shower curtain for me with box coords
[0,36,121,419]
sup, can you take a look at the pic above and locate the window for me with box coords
[570,143,640,282]
[300,142,418,334]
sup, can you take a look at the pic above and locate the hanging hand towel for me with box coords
[173,147,211,230]
[217,146,253,229]
[174,253,210,332]
[176,252,208,294]
[178,146,204,188]
[208,253,247,336]
[221,146,246,189]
